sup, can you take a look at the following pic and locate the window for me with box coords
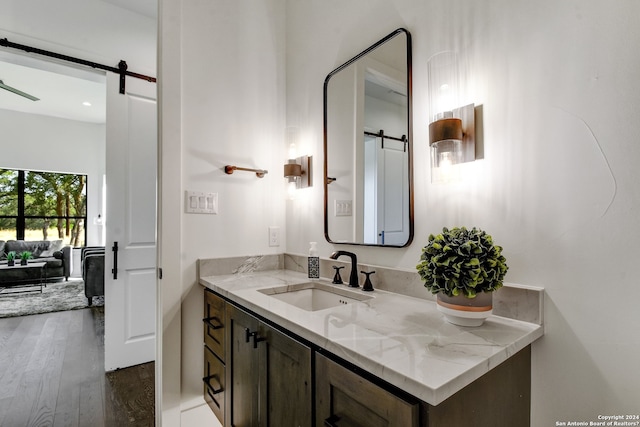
[0,168,87,246]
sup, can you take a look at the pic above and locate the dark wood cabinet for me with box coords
[425,345,531,427]
[204,288,531,427]
[203,345,225,423]
[203,289,226,424]
[259,320,313,426]
[226,304,260,426]
[227,304,312,427]
[316,353,419,427]
[204,289,225,357]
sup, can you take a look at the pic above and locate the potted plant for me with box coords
[6,251,16,267]
[416,227,508,326]
[19,251,33,266]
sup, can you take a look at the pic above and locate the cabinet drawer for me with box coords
[203,346,225,424]
[316,353,419,427]
[203,289,225,358]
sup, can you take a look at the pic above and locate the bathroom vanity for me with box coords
[199,267,543,427]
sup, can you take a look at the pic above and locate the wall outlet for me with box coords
[268,226,280,247]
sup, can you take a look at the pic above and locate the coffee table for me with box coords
[0,262,47,295]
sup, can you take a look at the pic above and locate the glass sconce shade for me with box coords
[287,177,299,200]
[284,160,302,200]
[430,138,462,183]
[284,126,312,199]
[427,51,475,182]
[428,51,460,122]
[283,155,312,200]
[428,52,462,183]
[429,116,463,183]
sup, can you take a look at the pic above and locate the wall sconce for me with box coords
[428,51,475,183]
[283,128,312,199]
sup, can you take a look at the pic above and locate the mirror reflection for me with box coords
[324,28,413,247]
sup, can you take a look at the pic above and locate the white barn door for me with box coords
[377,138,409,245]
[104,73,157,371]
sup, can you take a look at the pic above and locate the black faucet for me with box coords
[329,251,359,288]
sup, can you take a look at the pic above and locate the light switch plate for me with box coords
[335,200,352,217]
[185,191,217,214]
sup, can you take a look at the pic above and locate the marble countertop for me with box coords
[200,269,543,406]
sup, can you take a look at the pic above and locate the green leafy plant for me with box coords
[19,251,32,261]
[6,251,16,261]
[416,227,508,298]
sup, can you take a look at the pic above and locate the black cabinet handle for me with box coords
[252,333,266,349]
[324,414,340,427]
[202,316,223,330]
[202,375,224,401]
[203,376,223,394]
[245,328,266,349]
[111,241,118,280]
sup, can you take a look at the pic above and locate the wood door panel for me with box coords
[204,346,225,423]
[204,290,225,359]
[331,387,388,427]
[316,353,418,427]
[260,324,312,427]
[426,346,531,427]
[227,305,260,427]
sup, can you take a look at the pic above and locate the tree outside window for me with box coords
[0,168,87,246]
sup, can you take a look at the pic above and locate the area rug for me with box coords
[0,279,104,318]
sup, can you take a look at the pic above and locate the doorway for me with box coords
[0,54,107,318]
[0,48,158,416]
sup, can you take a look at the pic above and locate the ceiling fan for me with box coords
[0,79,39,101]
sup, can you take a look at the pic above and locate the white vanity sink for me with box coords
[258,281,373,311]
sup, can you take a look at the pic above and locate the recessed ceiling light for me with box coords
[82,101,92,107]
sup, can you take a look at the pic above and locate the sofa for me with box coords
[81,246,105,305]
[0,239,72,285]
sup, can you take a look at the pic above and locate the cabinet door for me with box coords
[203,346,225,423]
[316,353,419,427]
[426,345,531,427]
[204,289,226,359]
[227,305,260,427]
[258,323,312,427]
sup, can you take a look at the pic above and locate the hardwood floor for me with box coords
[0,307,155,426]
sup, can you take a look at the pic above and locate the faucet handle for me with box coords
[361,271,376,292]
[332,266,344,284]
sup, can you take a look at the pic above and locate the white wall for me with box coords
[159,0,287,423]
[285,0,640,425]
[0,109,105,246]
[1,0,156,76]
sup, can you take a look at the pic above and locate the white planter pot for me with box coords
[436,292,493,327]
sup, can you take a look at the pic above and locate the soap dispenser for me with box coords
[308,242,319,280]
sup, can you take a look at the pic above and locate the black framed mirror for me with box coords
[324,28,413,247]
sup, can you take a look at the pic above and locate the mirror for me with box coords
[324,28,413,247]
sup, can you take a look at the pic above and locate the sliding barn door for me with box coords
[104,73,157,371]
